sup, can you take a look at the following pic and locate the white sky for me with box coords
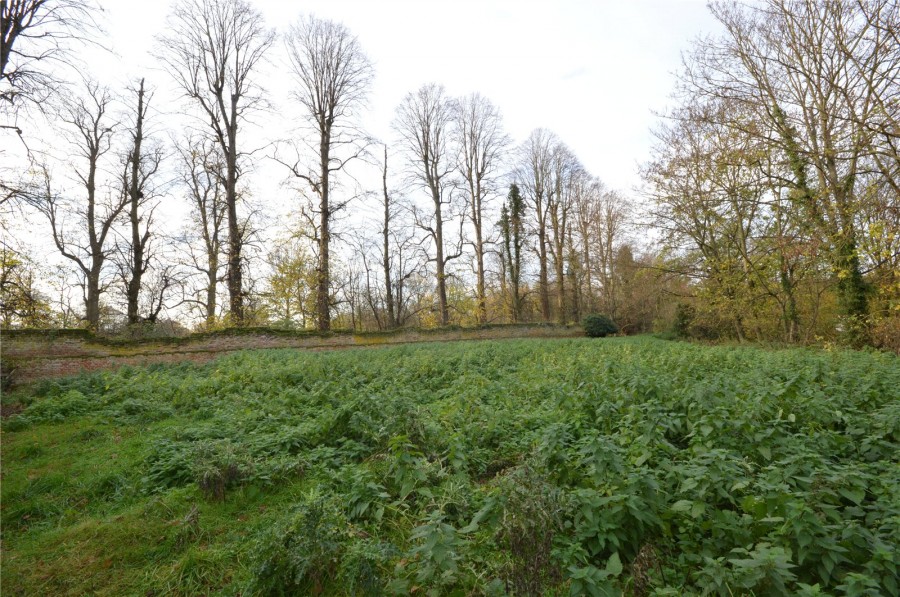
[95,0,723,193]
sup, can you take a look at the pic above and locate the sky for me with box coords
[93,0,724,194]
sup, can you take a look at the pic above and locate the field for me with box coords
[1,337,898,596]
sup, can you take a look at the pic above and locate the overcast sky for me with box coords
[93,0,724,194]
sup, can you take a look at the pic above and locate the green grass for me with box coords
[1,337,898,596]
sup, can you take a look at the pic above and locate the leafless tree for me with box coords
[355,145,423,329]
[156,0,274,324]
[278,15,373,331]
[516,128,557,322]
[1,0,100,108]
[547,142,579,323]
[174,135,227,328]
[394,83,462,326]
[26,81,125,329]
[115,78,164,325]
[454,92,508,324]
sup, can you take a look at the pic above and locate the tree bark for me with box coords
[126,79,146,325]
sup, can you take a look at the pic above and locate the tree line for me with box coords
[2,0,897,350]
[643,0,898,347]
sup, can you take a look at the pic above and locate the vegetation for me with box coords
[2,337,898,595]
[582,314,618,338]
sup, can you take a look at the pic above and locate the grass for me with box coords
[1,337,898,595]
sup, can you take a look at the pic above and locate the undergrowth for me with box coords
[2,337,898,595]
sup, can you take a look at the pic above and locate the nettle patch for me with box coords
[2,338,898,596]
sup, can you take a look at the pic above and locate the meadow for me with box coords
[1,337,898,596]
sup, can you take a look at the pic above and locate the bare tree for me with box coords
[516,128,557,322]
[156,0,274,325]
[454,92,508,324]
[1,0,99,108]
[379,145,397,328]
[27,81,125,329]
[362,145,423,329]
[174,134,226,328]
[278,15,372,331]
[117,78,163,325]
[394,83,462,326]
[547,142,579,323]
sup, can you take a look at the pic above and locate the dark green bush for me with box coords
[672,302,695,338]
[582,314,619,338]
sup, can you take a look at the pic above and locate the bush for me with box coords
[870,315,900,354]
[582,314,618,338]
[672,302,695,338]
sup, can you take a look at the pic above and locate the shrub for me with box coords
[247,493,350,595]
[672,302,695,338]
[497,465,566,595]
[582,314,619,338]
[871,315,900,354]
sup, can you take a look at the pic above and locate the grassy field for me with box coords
[1,337,898,596]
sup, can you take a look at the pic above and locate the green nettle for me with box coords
[2,338,898,595]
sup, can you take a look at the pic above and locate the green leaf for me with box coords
[604,552,623,577]
[671,499,693,513]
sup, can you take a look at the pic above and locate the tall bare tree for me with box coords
[156,0,274,325]
[379,145,397,329]
[175,135,227,328]
[27,81,125,329]
[280,15,372,331]
[516,128,557,322]
[118,78,163,325]
[454,92,508,324]
[394,83,461,326]
[547,143,579,323]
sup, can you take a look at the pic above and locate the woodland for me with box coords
[1,0,896,350]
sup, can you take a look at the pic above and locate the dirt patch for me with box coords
[1,402,25,418]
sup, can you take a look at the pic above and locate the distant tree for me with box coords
[547,143,579,323]
[499,183,526,321]
[174,135,227,328]
[454,93,508,324]
[265,236,316,328]
[516,129,557,322]
[157,0,274,325]
[0,243,53,327]
[116,78,164,325]
[26,81,125,329]
[394,84,462,326]
[279,15,373,332]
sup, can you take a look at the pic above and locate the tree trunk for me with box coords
[472,180,486,325]
[317,134,331,332]
[382,147,396,329]
[226,99,243,324]
[538,226,550,322]
[205,259,217,328]
[85,267,101,329]
[126,79,146,325]
[434,190,449,326]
